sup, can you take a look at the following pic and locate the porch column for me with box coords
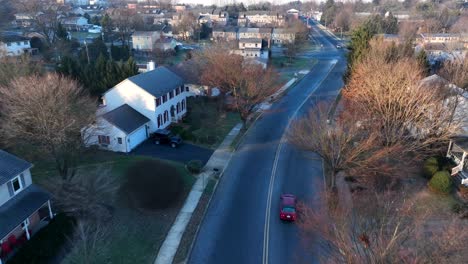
[446,140,453,158]
[24,223,30,240]
[47,200,54,219]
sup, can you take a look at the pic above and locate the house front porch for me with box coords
[447,137,468,187]
[0,185,53,263]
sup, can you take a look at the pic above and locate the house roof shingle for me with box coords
[127,66,184,98]
[168,60,201,85]
[101,104,150,134]
[0,184,50,240]
[0,150,32,185]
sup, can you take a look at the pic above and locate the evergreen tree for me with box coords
[56,56,79,77]
[56,22,68,40]
[84,13,91,21]
[347,24,374,71]
[416,50,431,76]
[123,57,139,78]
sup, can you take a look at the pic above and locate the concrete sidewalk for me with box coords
[154,123,243,264]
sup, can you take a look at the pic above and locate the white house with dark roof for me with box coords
[0,35,32,57]
[84,66,190,153]
[0,150,53,263]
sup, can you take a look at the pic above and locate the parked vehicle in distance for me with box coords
[280,194,297,221]
[151,129,182,148]
[336,44,342,49]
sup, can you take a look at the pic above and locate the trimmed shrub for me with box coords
[423,157,439,179]
[8,214,75,264]
[187,160,203,174]
[428,171,453,194]
[123,159,184,210]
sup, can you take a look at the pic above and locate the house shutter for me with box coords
[20,173,26,187]
[7,181,14,197]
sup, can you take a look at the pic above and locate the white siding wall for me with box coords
[104,80,159,131]
[86,119,128,153]
[0,41,31,57]
[102,80,190,133]
[0,169,33,207]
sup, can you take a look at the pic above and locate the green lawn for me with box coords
[31,151,195,264]
[270,56,317,82]
[171,97,241,149]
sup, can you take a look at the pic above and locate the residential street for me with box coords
[188,21,347,264]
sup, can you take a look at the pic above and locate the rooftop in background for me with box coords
[168,60,201,85]
[0,34,29,43]
[132,31,160,37]
[101,104,150,134]
[0,150,32,186]
[239,38,262,43]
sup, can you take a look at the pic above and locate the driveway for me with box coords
[132,140,213,165]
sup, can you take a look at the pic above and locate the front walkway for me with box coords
[154,123,243,264]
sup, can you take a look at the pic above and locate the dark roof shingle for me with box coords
[101,104,150,134]
[127,66,184,98]
[0,184,50,240]
[0,150,32,185]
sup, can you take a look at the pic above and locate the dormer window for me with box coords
[12,175,23,195]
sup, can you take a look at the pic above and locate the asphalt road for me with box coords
[188,21,347,264]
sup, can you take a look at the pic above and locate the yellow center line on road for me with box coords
[262,60,337,264]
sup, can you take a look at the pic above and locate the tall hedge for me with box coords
[123,159,184,210]
[428,171,453,194]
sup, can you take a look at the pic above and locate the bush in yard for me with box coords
[124,159,184,209]
[458,185,468,200]
[423,157,439,179]
[187,160,203,174]
[8,214,75,264]
[428,171,453,194]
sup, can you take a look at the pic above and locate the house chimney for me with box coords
[147,60,155,71]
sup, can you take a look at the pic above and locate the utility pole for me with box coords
[84,40,90,64]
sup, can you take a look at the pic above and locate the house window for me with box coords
[176,87,180,95]
[164,111,169,123]
[98,135,110,145]
[181,99,186,111]
[255,43,258,47]
[117,137,122,144]
[185,87,189,92]
[23,41,28,45]
[177,102,180,113]
[156,97,162,107]
[169,91,174,99]
[12,176,23,194]
[16,42,20,45]
[157,114,162,127]
[163,94,167,103]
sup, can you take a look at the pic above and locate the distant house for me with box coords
[447,137,468,187]
[0,35,32,57]
[168,60,219,97]
[84,66,190,153]
[132,31,162,52]
[60,16,89,31]
[154,38,177,51]
[239,11,285,27]
[0,150,54,263]
[416,43,466,65]
[272,28,295,45]
[420,33,461,44]
[379,34,403,44]
[14,13,34,27]
[212,27,238,42]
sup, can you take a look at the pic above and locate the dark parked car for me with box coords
[151,129,182,148]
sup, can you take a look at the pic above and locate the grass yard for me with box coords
[270,56,317,82]
[170,97,241,149]
[30,150,195,264]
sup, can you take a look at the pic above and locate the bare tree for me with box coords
[438,54,468,91]
[15,0,62,45]
[196,46,281,121]
[0,74,97,179]
[173,11,198,41]
[298,190,468,263]
[0,55,43,86]
[334,8,352,32]
[66,220,111,264]
[289,103,400,190]
[342,40,459,155]
[47,167,118,222]
[398,21,419,42]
